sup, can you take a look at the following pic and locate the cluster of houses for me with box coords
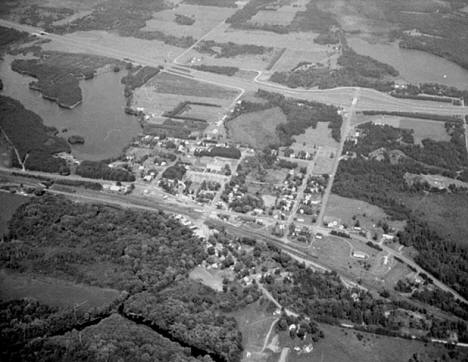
[298,176,326,214]
[273,169,304,215]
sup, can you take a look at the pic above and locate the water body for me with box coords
[0,54,141,161]
[348,37,468,90]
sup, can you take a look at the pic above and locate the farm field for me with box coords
[277,323,465,362]
[41,30,184,64]
[0,269,121,310]
[143,4,236,39]
[227,107,287,148]
[324,193,406,236]
[0,192,29,236]
[353,114,451,145]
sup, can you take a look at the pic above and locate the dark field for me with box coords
[0,191,29,236]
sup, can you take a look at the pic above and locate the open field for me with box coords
[324,194,406,235]
[354,114,451,145]
[0,269,121,310]
[143,4,235,39]
[189,265,224,291]
[229,301,277,362]
[147,72,238,99]
[378,259,413,291]
[312,146,337,175]
[278,323,467,362]
[0,192,29,236]
[227,107,286,148]
[41,30,184,64]
[293,123,340,150]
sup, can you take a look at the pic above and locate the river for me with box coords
[0,54,141,161]
[348,37,468,90]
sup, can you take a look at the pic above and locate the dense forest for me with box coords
[5,196,205,292]
[0,95,70,173]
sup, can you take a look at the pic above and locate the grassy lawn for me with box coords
[0,192,29,236]
[228,107,287,148]
[0,269,120,310]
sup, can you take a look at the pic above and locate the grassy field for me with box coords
[277,323,468,362]
[312,146,337,175]
[143,4,235,38]
[189,265,225,291]
[325,193,406,235]
[148,72,238,98]
[353,115,451,145]
[229,300,278,362]
[227,107,286,148]
[0,269,120,310]
[0,192,29,236]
